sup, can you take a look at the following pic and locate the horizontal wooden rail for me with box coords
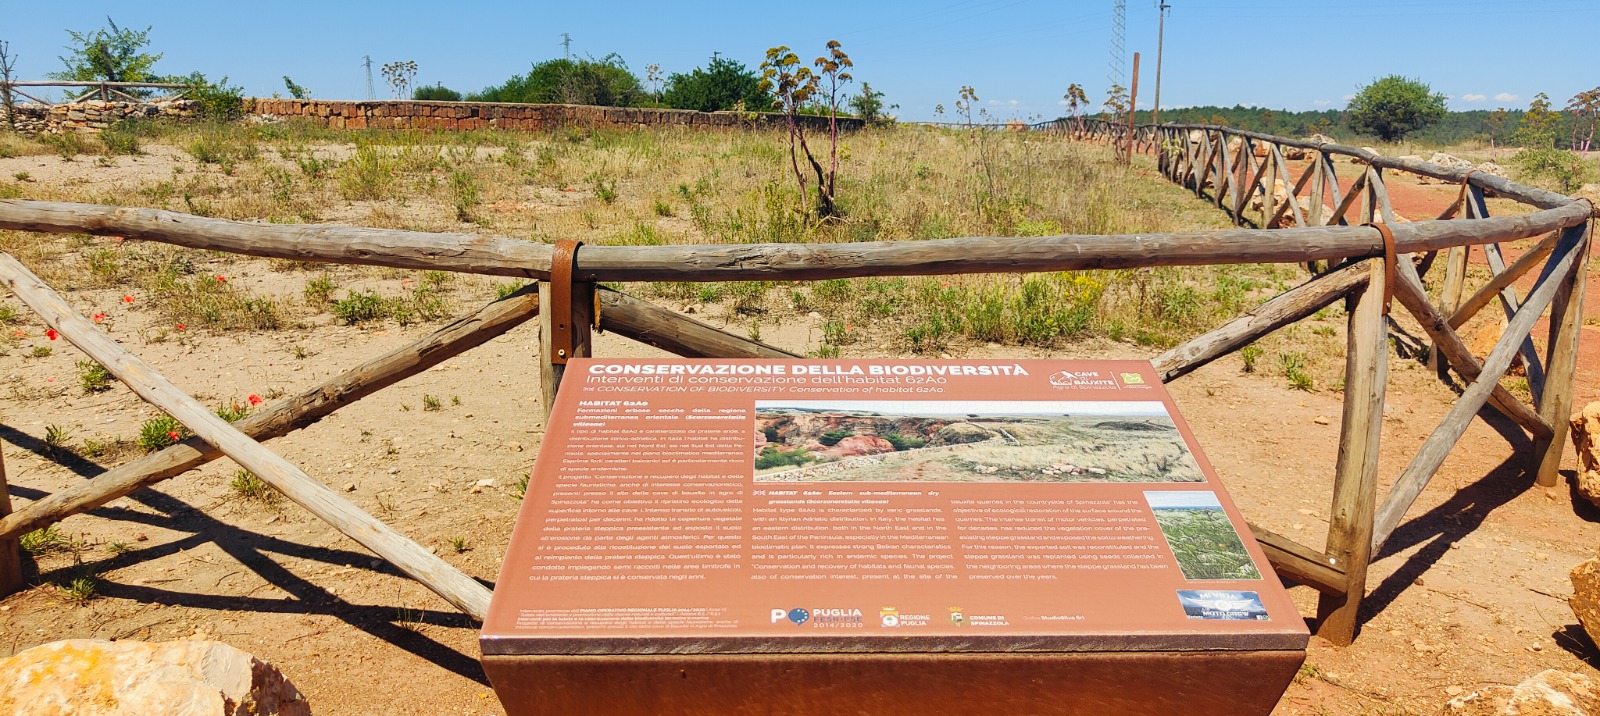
[0,200,555,278]
[2,199,1589,284]
[599,289,800,359]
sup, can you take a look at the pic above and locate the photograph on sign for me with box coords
[1145,491,1263,580]
[1177,590,1270,620]
[755,399,1204,483]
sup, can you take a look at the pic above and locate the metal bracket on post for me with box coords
[1365,223,1398,316]
[549,239,583,365]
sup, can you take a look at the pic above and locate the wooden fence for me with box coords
[0,119,1591,645]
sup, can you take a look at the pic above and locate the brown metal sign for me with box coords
[483,359,1307,656]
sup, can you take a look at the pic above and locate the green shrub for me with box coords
[818,428,853,447]
[338,145,397,200]
[332,290,391,325]
[100,124,142,155]
[469,55,646,106]
[138,414,189,452]
[413,83,463,101]
[754,446,814,470]
[882,433,926,451]
[77,360,114,393]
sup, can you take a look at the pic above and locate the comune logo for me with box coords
[1047,370,1118,390]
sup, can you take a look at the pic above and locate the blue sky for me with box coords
[6,1,1595,121]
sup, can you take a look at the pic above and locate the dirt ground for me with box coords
[2,147,1599,716]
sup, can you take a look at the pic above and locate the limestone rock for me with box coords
[1569,402,1600,508]
[1306,133,1337,145]
[1429,152,1475,170]
[1445,669,1600,715]
[0,639,310,715]
[1477,161,1509,178]
[1570,557,1600,648]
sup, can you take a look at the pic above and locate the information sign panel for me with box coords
[482,359,1307,714]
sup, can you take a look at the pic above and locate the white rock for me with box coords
[0,639,310,715]
[1445,669,1599,715]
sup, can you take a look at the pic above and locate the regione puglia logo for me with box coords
[772,608,810,625]
[1047,370,1118,390]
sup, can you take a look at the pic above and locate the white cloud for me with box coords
[1462,93,1487,102]
[1494,92,1519,102]
[1008,99,1019,106]
[1057,99,1070,106]
[1342,94,1355,101]
[1313,99,1332,106]
[987,99,1002,106]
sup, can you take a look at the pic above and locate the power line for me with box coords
[560,33,572,60]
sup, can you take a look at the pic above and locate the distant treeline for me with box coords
[1104,105,1576,148]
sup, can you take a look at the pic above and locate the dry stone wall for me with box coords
[244,98,862,133]
[3,98,200,135]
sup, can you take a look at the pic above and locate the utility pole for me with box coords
[561,33,572,60]
[1124,52,1140,164]
[362,56,375,101]
[1153,0,1170,126]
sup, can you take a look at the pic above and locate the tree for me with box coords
[812,40,853,217]
[413,83,462,101]
[1345,75,1446,142]
[470,55,645,107]
[1513,93,1593,192]
[1486,107,1508,154]
[282,76,310,99]
[381,60,417,100]
[1063,83,1088,132]
[51,17,164,88]
[1102,83,1129,119]
[1566,87,1598,152]
[645,63,664,102]
[1515,92,1562,148]
[759,45,820,217]
[848,82,893,126]
[1,41,16,130]
[661,55,771,112]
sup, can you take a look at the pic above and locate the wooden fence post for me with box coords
[1315,257,1390,644]
[0,440,19,597]
[1533,223,1591,486]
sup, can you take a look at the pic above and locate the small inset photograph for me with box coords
[1176,590,1269,620]
[753,400,1204,483]
[1145,491,1262,581]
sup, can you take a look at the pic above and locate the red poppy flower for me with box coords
[46,329,58,340]
[401,279,411,285]
[123,295,134,304]
[111,236,124,243]
[175,324,187,331]
[215,275,227,283]
[10,330,23,338]
[92,312,106,323]
[248,394,263,406]
[166,431,179,441]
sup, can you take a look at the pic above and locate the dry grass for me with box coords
[0,119,1355,381]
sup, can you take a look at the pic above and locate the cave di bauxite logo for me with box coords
[1047,369,1119,390]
